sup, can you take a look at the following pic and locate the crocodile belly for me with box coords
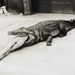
[50,29,60,36]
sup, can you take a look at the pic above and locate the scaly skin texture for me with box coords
[8,19,75,46]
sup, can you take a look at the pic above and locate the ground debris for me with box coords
[0,6,10,16]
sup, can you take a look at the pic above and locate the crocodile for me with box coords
[8,19,75,46]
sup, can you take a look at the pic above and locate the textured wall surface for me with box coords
[32,0,52,13]
[5,0,23,13]
[4,0,75,14]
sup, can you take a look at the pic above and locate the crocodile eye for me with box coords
[29,30,31,31]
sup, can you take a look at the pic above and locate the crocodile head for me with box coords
[8,27,33,37]
[7,27,35,46]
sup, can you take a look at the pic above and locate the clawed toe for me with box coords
[46,43,52,46]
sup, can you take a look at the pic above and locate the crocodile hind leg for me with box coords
[24,34,35,46]
[59,23,67,38]
[46,35,53,46]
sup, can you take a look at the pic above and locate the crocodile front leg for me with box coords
[46,35,53,46]
[59,22,67,37]
[24,34,35,46]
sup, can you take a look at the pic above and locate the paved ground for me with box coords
[0,13,75,75]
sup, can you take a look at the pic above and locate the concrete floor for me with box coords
[0,13,75,75]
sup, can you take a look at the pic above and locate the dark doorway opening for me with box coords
[32,0,74,14]
[2,0,75,14]
[32,0,52,13]
[0,0,5,7]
